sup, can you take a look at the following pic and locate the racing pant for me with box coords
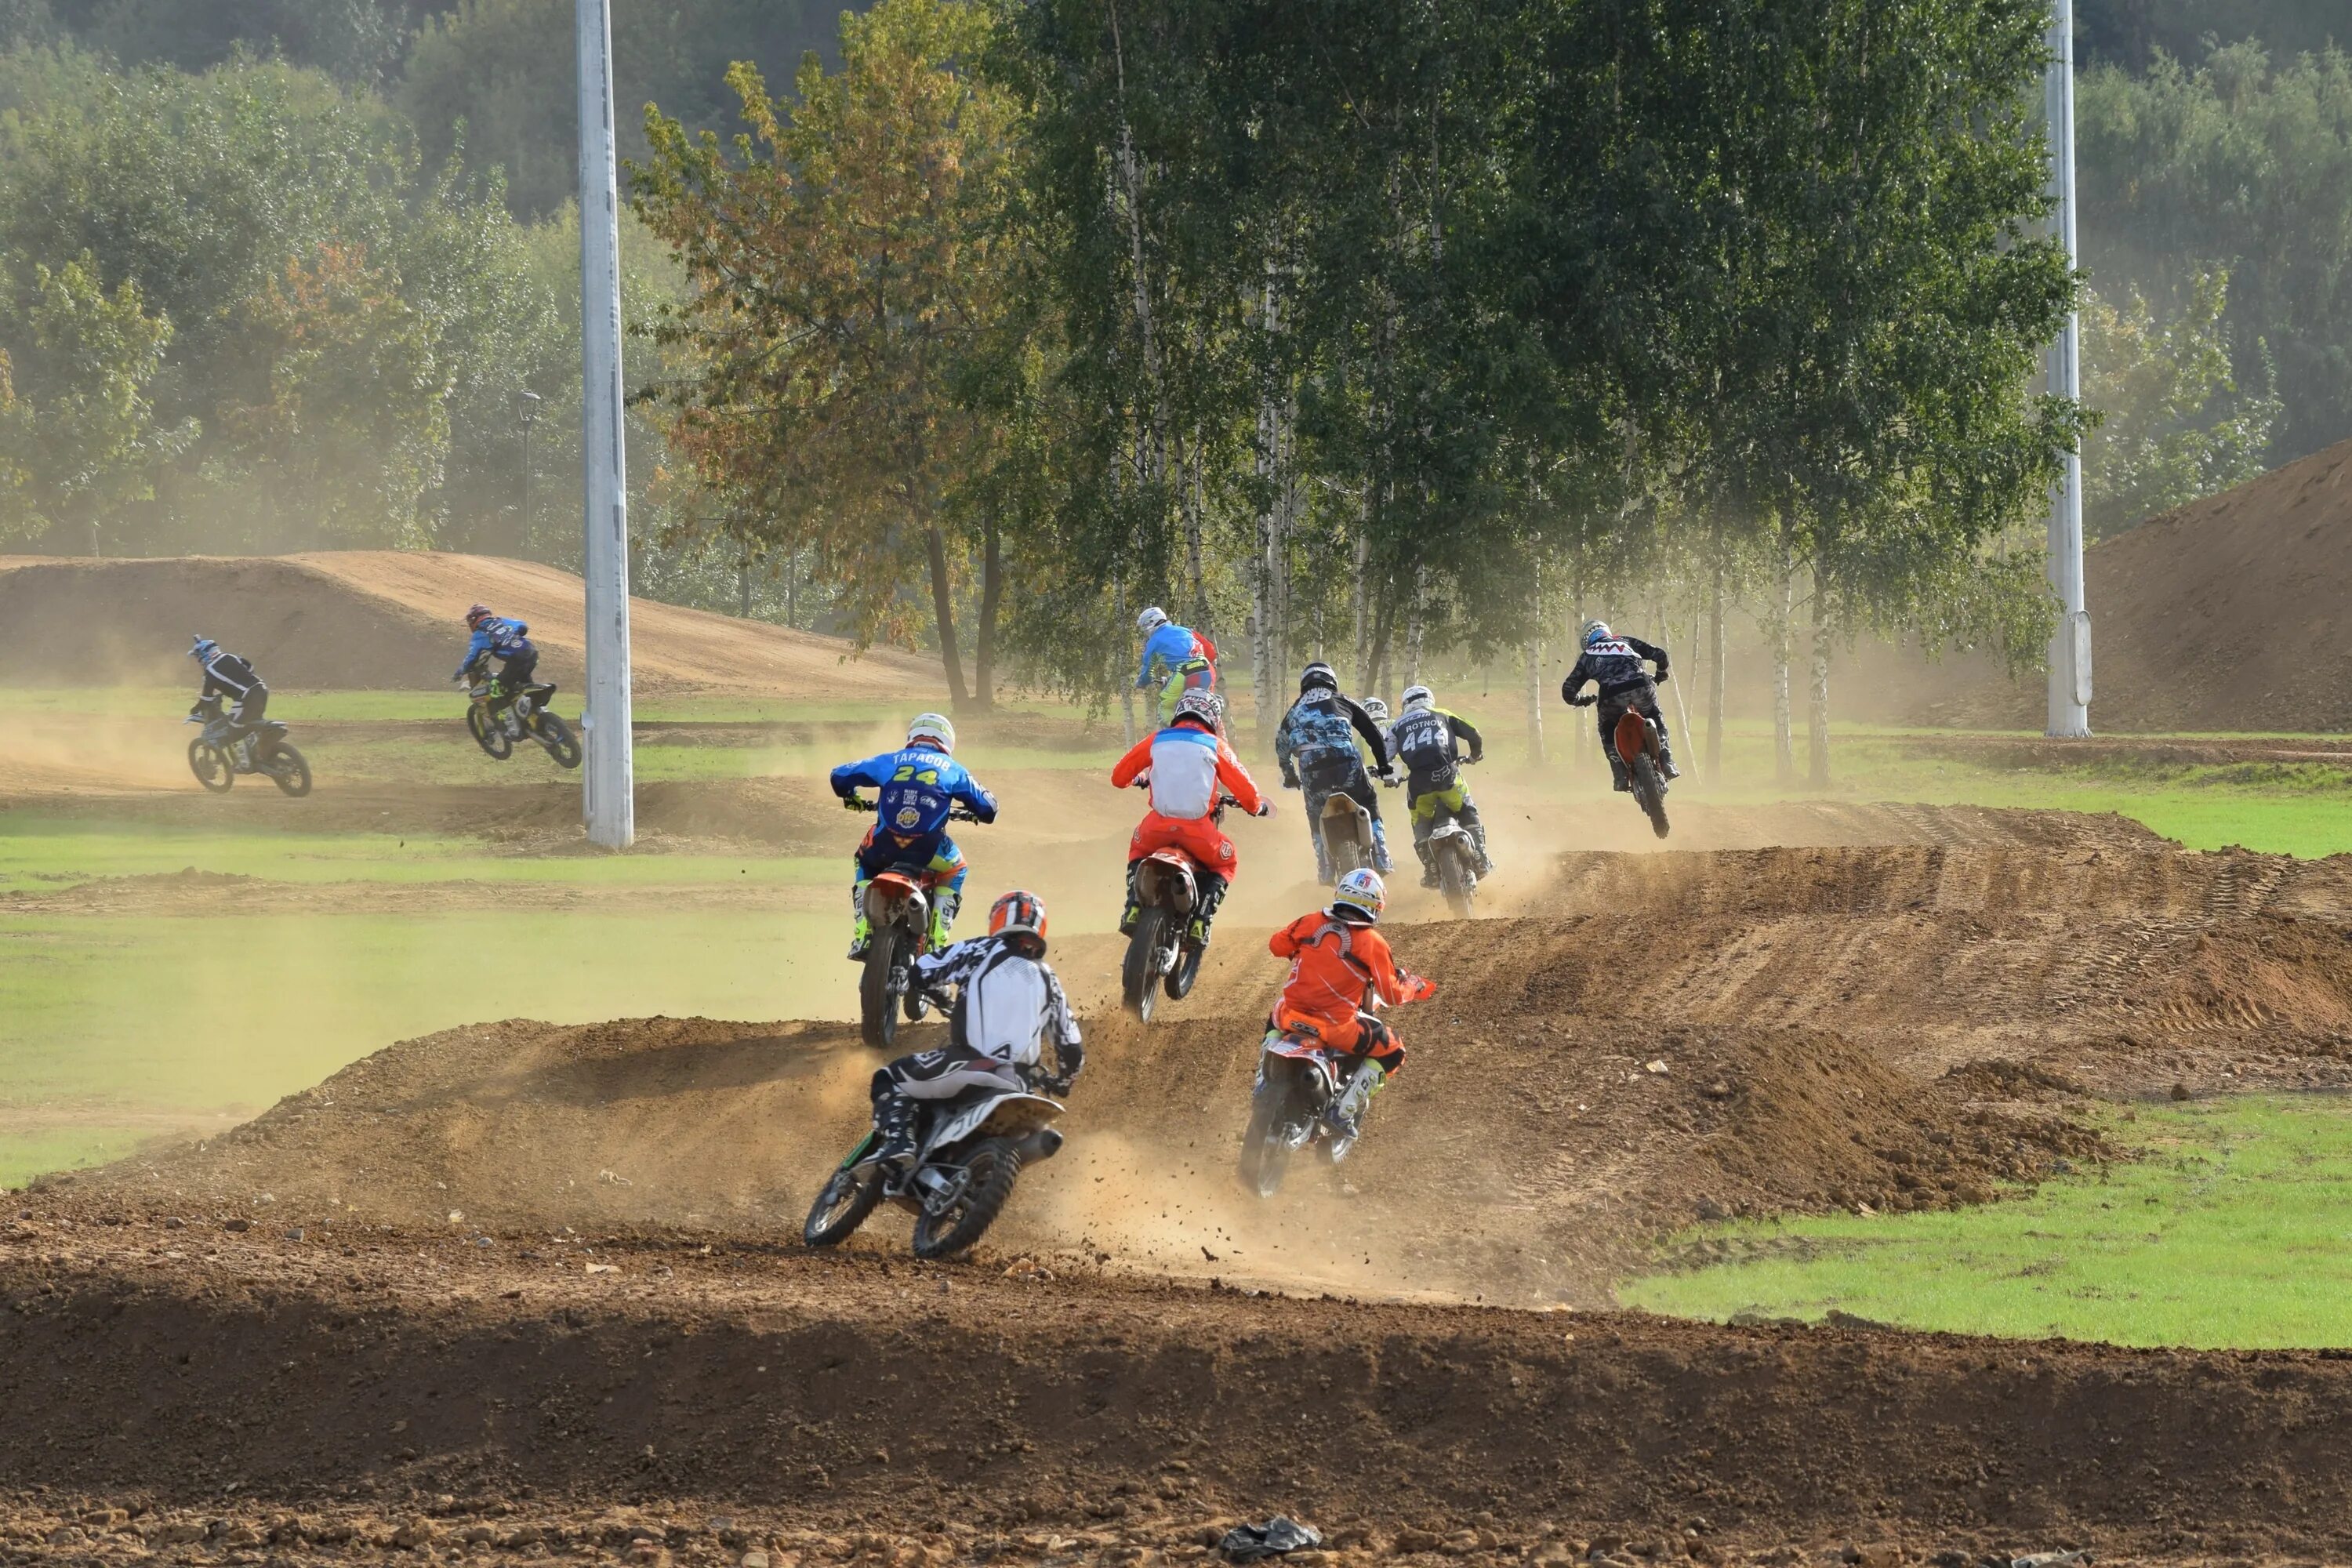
[223,686,270,757]
[495,648,539,703]
[1406,776,1491,880]
[869,1044,1027,1161]
[1299,759,1392,881]
[1153,657,1219,725]
[1595,684,1675,790]
[851,827,968,952]
[1125,811,1237,942]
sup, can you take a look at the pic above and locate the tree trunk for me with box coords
[1808,562,1831,789]
[1403,567,1426,690]
[1182,438,1207,635]
[973,514,1003,710]
[925,524,971,711]
[1114,572,1136,748]
[1771,558,1795,786]
[1707,554,1726,780]
[1524,638,1546,765]
[1351,526,1373,691]
[737,547,752,619]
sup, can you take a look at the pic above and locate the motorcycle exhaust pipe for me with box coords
[1014,1127,1065,1164]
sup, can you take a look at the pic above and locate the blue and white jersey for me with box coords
[831,746,998,839]
[455,617,532,680]
[1136,622,1209,688]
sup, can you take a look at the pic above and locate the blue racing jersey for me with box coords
[831,746,999,839]
[1136,622,1210,689]
[455,617,533,681]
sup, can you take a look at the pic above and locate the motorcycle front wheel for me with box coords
[1122,906,1171,1023]
[466,704,514,760]
[187,739,234,793]
[263,741,313,798]
[803,1164,884,1247]
[532,710,583,770]
[911,1138,1023,1260]
[861,921,908,1050]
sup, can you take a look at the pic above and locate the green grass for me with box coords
[1622,1096,2352,1348]
[0,908,862,1186]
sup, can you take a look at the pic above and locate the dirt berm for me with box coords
[16,822,2352,1561]
[0,551,942,696]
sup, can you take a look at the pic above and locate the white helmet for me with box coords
[906,712,956,753]
[1330,868,1386,924]
[1361,698,1390,724]
[1137,605,1170,635]
[1401,684,1433,710]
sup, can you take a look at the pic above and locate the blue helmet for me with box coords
[1582,621,1612,648]
[189,635,219,662]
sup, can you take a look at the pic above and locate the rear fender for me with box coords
[1137,851,1199,914]
[923,1091,1064,1157]
[1613,709,1660,768]
[866,873,928,929]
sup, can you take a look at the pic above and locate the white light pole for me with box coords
[2045,0,2092,738]
[575,0,634,848]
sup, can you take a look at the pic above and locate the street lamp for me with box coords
[515,390,542,556]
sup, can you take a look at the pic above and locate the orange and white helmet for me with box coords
[989,889,1048,949]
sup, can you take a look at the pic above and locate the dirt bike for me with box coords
[1120,814,1222,1025]
[463,663,581,770]
[1427,814,1481,917]
[804,1064,1069,1261]
[1236,1026,1385,1197]
[1316,783,1381,884]
[1573,694,1671,840]
[847,799,985,1049]
[185,699,310,797]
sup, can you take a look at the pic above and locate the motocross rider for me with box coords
[1385,684,1494,887]
[187,636,268,764]
[1560,621,1680,790]
[829,713,1000,960]
[451,604,540,719]
[1108,690,1275,949]
[1266,869,1436,1142]
[867,891,1083,1166]
[1274,662,1395,881]
[1134,605,1221,727]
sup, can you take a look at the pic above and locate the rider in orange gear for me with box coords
[1266,869,1435,1091]
[1109,691,1272,946]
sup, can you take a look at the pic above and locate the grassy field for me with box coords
[1622,1095,2352,1349]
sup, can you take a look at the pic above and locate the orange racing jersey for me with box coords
[1268,912,1434,1024]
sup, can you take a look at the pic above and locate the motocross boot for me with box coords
[1412,824,1439,889]
[847,879,873,961]
[1659,738,1682,782]
[1188,872,1230,947]
[871,1091,920,1166]
[1607,753,1632,793]
[1327,1059,1388,1145]
[1468,821,1495,877]
[1119,862,1142,936]
[928,888,960,951]
[1370,818,1394,875]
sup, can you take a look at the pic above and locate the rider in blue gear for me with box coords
[829,713,1000,960]
[1275,662,1396,884]
[1134,605,1219,725]
[452,604,539,721]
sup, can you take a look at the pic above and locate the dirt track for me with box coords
[14,798,2352,1562]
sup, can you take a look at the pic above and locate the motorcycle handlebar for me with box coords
[843,797,985,824]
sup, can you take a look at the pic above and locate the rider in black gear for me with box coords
[188,636,269,764]
[1274,662,1395,882]
[1561,622,1679,790]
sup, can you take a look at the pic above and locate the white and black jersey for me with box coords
[913,935,1082,1074]
[198,649,266,702]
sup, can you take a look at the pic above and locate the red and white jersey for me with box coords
[1109,723,1268,821]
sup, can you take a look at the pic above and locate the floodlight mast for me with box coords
[2045,0,2092,738]
[575,0,635,847]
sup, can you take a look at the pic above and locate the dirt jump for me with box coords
[14,799,2352,1564]
[0,551,942,697]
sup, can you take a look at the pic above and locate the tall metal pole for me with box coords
[575,0,634,848]
[2044,0,2091,738]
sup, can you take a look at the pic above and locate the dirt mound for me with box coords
[0,551,942,696]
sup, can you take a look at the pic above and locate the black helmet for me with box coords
[1299,662,1338,694]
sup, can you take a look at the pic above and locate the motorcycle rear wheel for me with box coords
[861,921,908,1050]
[467,704,514,760]
[1632,755,1671,840]
[263,741,313,797]
[1237,1071,1304,1197]
[911,1138,1023,1260]
[804,1164,884,1246]
[1122,906,1171,1023]
[532,710,583,769]
[187,739,234,793]
[1439,840,1475,918]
